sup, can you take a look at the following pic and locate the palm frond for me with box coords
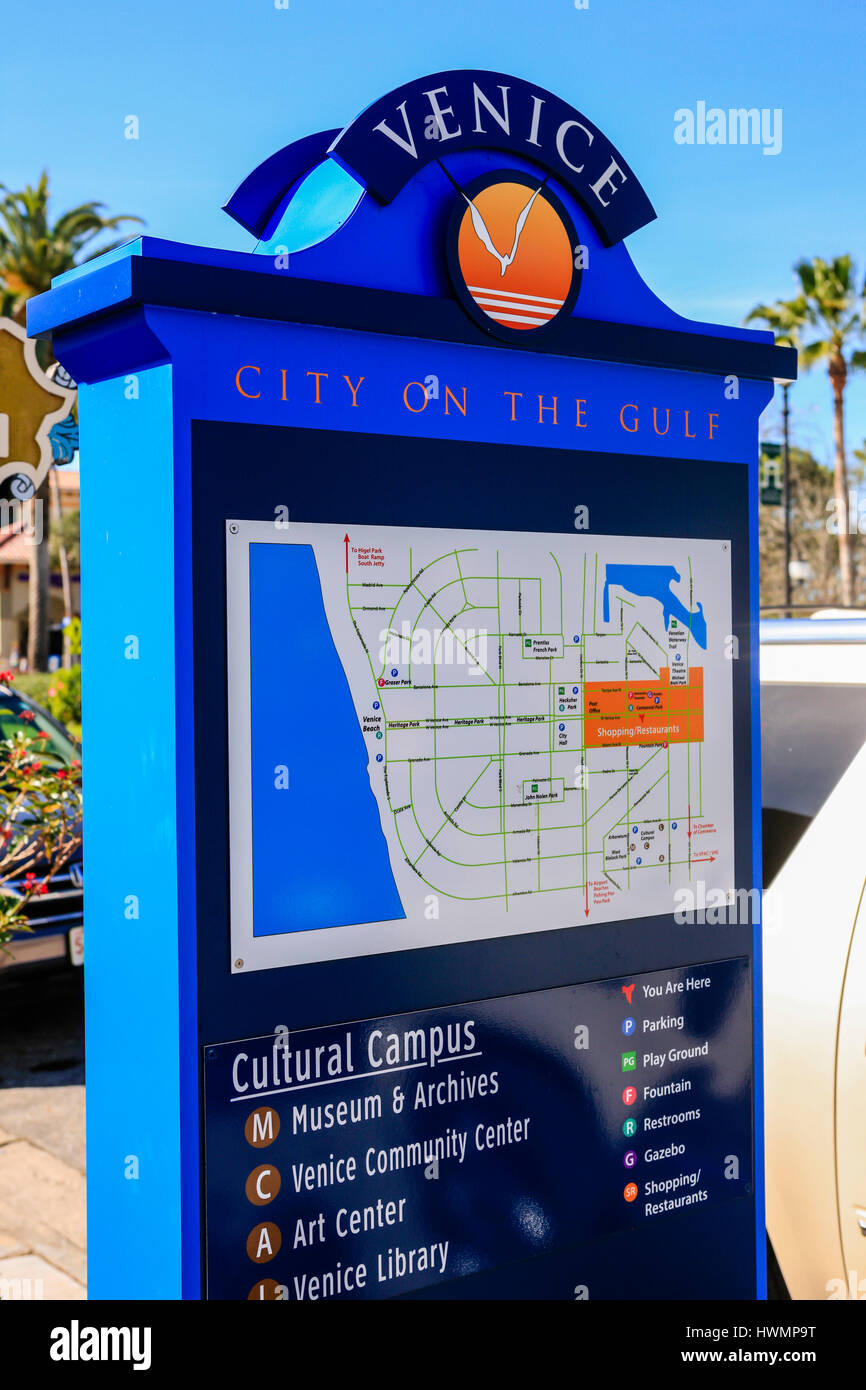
[0,173,144,304]
[799,339,830,369]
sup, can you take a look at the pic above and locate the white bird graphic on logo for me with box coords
[463,185,543,277]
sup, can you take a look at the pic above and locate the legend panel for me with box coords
[203,955,751,1299]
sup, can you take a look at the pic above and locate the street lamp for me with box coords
[776,377,795,616]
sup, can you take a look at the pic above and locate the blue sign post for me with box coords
[29,70,794,1301]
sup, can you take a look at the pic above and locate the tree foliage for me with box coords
[0,171,143,322]
[0,718,82,948]
[747,258,866,606]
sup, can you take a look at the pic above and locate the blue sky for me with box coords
[4,0,865,463]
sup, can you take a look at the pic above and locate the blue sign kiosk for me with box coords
[30,71,795,1301]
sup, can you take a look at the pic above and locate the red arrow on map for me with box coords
[344,533,350,573]
[585,882,590,917]
[688,805,692,839]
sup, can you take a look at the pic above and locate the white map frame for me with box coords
[226,519,734,972]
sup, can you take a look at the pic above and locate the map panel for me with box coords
[227,521,734,970]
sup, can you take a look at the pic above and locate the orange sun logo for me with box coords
[448,172,579,336]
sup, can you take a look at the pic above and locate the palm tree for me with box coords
[0,172,142,669]
[0,171,142,324]
[747,257,866,607]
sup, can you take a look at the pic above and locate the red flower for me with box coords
[0,670,13,684]
[36,882,48,896]
[55,768,66,779]
[37,732,49,741]
[20,710,35,723]
[24,872,35,884]
[30,762,42,772]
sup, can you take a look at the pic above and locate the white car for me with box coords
[761,614,866,1299]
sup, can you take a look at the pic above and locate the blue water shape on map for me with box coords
[249,542,405,935]
[602,563,707,649]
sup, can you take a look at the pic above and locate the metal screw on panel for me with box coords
[229,523,239,534]
[234,958,244,969]
[206,1049,217,1061]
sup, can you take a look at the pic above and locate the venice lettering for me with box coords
[369,79,627,213]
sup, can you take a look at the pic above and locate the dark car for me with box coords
[0,683,83,979]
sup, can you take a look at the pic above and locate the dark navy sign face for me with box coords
[329,69,656,245]
[203,956,751,1300]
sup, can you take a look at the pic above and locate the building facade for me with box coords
[0,469,80,665]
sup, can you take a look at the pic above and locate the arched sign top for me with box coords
[329,69,656,246]
[223,128,340,240]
